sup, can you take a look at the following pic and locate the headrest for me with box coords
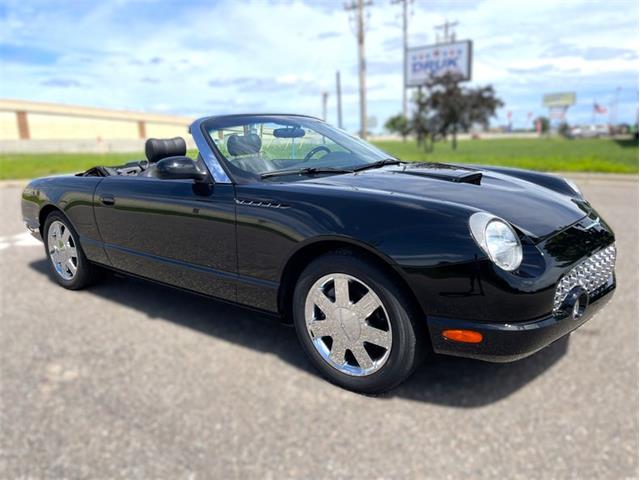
[145,137,187,163]
[227,134,261,156]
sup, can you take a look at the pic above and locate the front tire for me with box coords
[43,212,100,290]
[293,250,426,394]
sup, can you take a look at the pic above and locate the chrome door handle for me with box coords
[100,195,115,206]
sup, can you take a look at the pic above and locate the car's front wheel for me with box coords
[293,250,426,394]
[43,212,101,290]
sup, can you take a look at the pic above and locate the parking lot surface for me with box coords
[1,177,638,479]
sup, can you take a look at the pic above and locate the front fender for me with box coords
[21,175,108,263]
[269,188,554,323]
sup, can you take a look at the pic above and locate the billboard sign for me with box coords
[543,92,576,107]
[406,40,472,87]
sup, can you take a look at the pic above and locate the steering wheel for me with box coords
[303,145,331,162]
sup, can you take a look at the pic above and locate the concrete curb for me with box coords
[0,180,30,188]
[559,173,638,183]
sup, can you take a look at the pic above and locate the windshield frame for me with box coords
[200,114,395,183]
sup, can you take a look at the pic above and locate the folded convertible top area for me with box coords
[78,137,186,177]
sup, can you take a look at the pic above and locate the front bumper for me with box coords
[426,280,615,363]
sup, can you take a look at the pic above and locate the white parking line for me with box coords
[0,232,42,250]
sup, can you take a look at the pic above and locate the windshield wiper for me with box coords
[352,158,404,172]
[261,167,353,179]
[260,159,404,178]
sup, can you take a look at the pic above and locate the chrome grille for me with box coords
[553,244,616,314]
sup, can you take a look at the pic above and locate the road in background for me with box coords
[1,177,637,479]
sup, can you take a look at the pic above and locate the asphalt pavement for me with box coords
[0,176,638,479]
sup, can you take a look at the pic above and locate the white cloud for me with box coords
[0,0,637,130]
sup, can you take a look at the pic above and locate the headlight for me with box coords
[564,178,582,197]
[469,212,523,272]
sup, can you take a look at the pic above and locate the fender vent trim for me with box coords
[235,198,289,209]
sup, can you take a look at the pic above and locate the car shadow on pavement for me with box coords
[30,259,569,407]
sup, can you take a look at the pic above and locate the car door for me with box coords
[93,175,237,302]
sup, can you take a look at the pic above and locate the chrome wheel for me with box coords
[304,273,392,376]
[47,220,78,281]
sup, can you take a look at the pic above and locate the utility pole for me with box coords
[345,0,372,139]
[434,19,458,44]
[336,71,343,129]
[392,0,411,121]
[321,91,329,121]
[357,0,366,138]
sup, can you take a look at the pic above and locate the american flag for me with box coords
[593,102,608,114]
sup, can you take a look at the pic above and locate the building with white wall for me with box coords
[0,99,194,152]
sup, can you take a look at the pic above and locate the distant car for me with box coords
[22,114,616,393]
[570,124,609,138]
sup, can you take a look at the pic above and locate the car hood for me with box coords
[298,163,591,242]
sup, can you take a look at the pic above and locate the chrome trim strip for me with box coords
[190,117,232,184]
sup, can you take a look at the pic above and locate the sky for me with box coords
[0,0,638,133]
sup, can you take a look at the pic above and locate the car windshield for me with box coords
[204,116,393,180]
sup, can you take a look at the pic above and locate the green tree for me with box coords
[412,87,439,152]
[384,114,411,141]
[558,122,571,138]
[412,73,503,150]
[535,116,550,134]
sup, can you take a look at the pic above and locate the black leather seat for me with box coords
[227,134,261,156]
[145,137,187,163]
[226,134,276,174]
[139,137,188,177]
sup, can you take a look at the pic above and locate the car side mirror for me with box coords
[156,156,208,182]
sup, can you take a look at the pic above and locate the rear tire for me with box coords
[293,249,426,394]
[43,211,101,290]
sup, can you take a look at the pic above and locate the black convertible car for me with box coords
[22,114,616,393]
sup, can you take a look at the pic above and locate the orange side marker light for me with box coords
[442,329,483,344]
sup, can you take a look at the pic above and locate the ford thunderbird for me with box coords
[21,114,616,393]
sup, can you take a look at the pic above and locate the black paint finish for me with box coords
[93,176,237,302]
[21,137,616,363]
[428,279,615,362]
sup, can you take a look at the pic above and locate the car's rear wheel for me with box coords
[43,212,101,289]
[293,249,426,394]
